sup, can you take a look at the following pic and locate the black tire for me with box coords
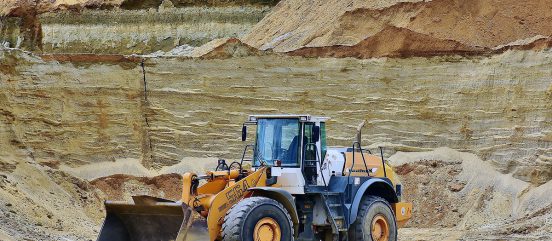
[349,196,397,241]
[222,197,294,241]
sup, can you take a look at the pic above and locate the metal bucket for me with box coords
[97,196,194,241]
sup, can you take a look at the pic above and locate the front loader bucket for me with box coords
[97,196,194,241]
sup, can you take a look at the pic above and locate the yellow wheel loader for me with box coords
[97,115,412,241]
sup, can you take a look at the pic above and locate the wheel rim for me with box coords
[253,217,281,241]
[371,214,390,241]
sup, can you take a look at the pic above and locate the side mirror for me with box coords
[312,126,320,143]
[242,125,247,142]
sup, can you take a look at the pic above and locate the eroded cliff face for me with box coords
[1,0,277,15]
[1,48,551,182]
[39,7,269,54]
[1,0,273,53]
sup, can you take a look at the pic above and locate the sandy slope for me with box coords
[3,145,550,240]
[389,148,552,240]
[0,144,104,240]
[287,26,487,58]
[244,0,552,57]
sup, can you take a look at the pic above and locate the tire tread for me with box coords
[349,195,397,241]
[221,196,294,241]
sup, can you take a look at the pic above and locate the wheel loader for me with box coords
[97,114,412,241]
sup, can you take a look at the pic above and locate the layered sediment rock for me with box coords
[1,1,273,53]
[1,48,551,181]
[40,7,269,54]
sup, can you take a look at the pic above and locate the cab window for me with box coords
[254,119,300,167]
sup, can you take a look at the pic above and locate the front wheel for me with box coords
[349,196,397,241]
[222,197,294,241]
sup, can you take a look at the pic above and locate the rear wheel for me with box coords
[222,197,294,241]
[349,196,397,241]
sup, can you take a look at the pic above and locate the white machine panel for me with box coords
[276,168,306,194]
[318,148,346,185]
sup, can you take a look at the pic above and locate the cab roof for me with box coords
[247,114,330,123]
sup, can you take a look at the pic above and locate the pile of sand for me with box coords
[191,37,266,59]
[244,0,552,57]
[91,173,182,201]
[389,147,552,239]
[141,37,267,58]
[0,152,104,240]
[287,26,487,58]
[0,154,192,240]
[0,140,193,240]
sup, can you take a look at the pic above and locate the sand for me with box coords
[389,147,552,240]
[244,0,552,57]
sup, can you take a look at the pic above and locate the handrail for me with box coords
[240,144,255,167]
[347,141,371,226]
[303,143,327,188]
[379,146,387,178]
[349,142,371,181]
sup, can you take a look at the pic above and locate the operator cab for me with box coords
[242,114,329,194]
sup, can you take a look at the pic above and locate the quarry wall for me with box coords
[1,49,551,184]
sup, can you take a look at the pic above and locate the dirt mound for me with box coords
[393,159,465,228]
[144,38,267,58]
[288,26,488,58]
[91,173,182,201]
[244,0,552,57]
[0,151,185,240]
[0,156,104,240]
[389,148,552,239]
[191,37,266,59]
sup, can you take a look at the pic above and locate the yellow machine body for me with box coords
[96,115,413,241]
[344,151,412,227]
[181,167,270,241]
[97,167,270,241]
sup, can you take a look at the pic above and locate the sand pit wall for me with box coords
[1,1,272,53]
[39,7,269,54]
[1,48,551,179]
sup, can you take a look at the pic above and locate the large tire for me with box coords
[222,197,294,241]
[349,196,397,241]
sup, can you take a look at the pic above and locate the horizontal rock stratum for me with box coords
[1,48,551,184]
